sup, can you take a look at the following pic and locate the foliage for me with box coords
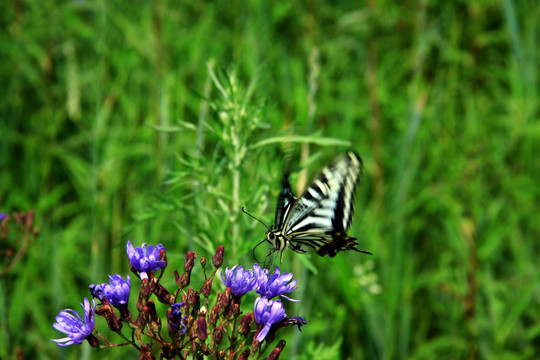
[1,1,539,359]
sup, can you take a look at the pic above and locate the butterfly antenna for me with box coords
[241,207,271,231]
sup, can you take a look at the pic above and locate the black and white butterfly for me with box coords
[252,151,372,263]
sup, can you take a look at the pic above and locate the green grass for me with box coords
[1,1,539,359]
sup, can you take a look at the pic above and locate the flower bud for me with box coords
[201,278,212,298]
[140,275,155,298]
[212,325,224,345]
[200,257,207,268]
[175,270,191,289]
[218,288,231,309]
[232,303,241,317]
[137,276,155,310]
[265,339,286,360]
[159,247,167,263]
[186,288,200,311]
[225,299,240,319]
[95,300,122,332]
[212,245,224,268]
[156,283,174,305]
[142,300,160,332]
[209,305,220,325]
[252,336,261,352]
[215,292,223,305]
[184,251,197,272]
[196,312,208,342]
[238,313,253,335]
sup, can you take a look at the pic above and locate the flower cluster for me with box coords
[52,242,304,359]
[221,263,306,343]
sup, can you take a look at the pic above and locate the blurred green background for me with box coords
[1,0,539,359]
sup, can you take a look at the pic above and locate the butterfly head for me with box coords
[265,230,282,250]
[264,230,288,264]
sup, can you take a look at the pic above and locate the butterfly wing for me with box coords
[273,175,297,230]
[281,151,370,257]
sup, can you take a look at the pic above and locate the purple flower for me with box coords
[51,298,96,347]
[0,212,7,222]
[90,274,131,309]
[255,265,299,302]
[221,265,257,296]
[126,240,166,275]
[253,263,269,287]
[253,297,287,342]
[104,274,130,307]
[168,302,187,334]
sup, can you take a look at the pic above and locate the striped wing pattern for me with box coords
[270,151,371,258]
[273,176,296,230]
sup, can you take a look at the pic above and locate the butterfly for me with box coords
[251,151,372,263]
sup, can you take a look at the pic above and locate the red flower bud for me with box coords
[202,278,213,298]
[196,313,208,342]
[140,275,155,298]
[212,245,224,268]
[96,300,122,332]
[200,257,207,267]
[184,251,197,272]
[143,300,159,324]
[209,305,220,325]
[238,313,253,334]
[174,270,190,289]
[156,283,174,305]
[186,288,200,311]
[232,303,241,317]
[252,336,260,352]
[219,288,231,308]
[212,325,223,345]
[264,340,286,360]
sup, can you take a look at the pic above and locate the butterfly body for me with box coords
[265,151,372,262]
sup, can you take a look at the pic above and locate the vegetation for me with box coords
[1,1,539,359]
